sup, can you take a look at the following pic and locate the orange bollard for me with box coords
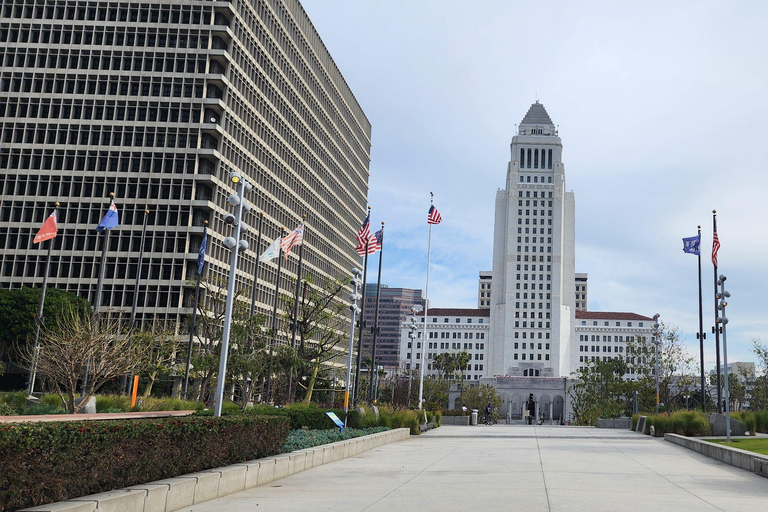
[130,375,139,408]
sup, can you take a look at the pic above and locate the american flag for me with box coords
[281,223,303,259]
[427,204,442,225]
[356,213,378,256]
[712,218,720,267]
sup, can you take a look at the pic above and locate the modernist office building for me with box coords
[488,101,576,378]
[0,0,371,328]
[360,284,425,370]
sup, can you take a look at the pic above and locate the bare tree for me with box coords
[19,308,149,413]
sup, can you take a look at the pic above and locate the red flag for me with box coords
[33,210,58,244]
[712,218,720,267]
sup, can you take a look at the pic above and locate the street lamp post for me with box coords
[344,268,362,428]
[213,172,252,417]
[717,275,732,442]
[407,305,422,408]
[653,314,661,413]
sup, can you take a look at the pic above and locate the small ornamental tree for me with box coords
[19,307,150,413]
[454,384,503,420]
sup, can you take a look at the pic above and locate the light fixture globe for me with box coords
[229,172,241,183]
[223,237,237,249]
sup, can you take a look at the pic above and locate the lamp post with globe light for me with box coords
[717,275,732,442]
[213,171,252,417]
[344,268,362,428]
[653,314,661,413]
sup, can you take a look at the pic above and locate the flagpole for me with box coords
[85,193,115,396]
[353,242,370,406]
[419,194,437,410]
[184,221,207,400]
[243,212,264,405]
[26,202,59,395]
[124,208,149,394]
[368,222,384,403]
[712,210,722,413]
[290,216,306,349]
[265,228,285,403]
[353,206,372,406]
[418,222,432,410]
[696,226,706,412]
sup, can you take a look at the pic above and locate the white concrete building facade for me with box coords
[488,102,576,378]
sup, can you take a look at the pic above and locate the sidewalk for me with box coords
[185,424,768,512]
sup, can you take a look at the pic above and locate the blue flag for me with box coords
[682,234,700,255]
[96,202,119,232]
[197,232,207,274]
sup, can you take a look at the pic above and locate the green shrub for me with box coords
[644,411,710,437]
[0,414,289,511]
[281,427,388,453]
[96,395,204,413]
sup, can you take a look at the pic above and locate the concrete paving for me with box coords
[184,425,768,512]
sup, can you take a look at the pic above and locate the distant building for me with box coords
[400,308,490,381]
[361,284,424,369]
[575,273,588,311]
[478,271,492,309]
[573,311,655,379]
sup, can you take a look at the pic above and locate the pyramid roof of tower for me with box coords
[520,101,554,126]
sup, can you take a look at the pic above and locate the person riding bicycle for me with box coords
[484,402,493,425]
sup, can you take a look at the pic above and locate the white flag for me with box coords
[259,237,282,262]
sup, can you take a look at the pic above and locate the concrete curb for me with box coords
[664,433,768,478]
[21,428,411,512]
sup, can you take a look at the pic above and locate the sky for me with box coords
[301,0,768,370]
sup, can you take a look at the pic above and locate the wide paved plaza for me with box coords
[186,425,768,512]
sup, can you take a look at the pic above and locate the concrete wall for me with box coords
[22,429,411,512]
[665,433,768,477]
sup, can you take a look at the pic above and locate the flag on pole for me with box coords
[372,229,383,252]
[356,213,378,256]
[427,205,442,225]
[281,223,303,259]
[197,232,207,274]
[33,210,58,244]
[712,219,721,267]
[259,237,282,262]
[96,202,119,232]
[682,234,700,255]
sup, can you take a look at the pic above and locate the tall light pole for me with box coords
[213,172,252,417]
[717,274,731,442]
[344,268,362,428]
[407,305,422,408]
[653,314,661,413]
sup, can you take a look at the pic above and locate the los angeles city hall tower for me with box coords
[0,0,371,328]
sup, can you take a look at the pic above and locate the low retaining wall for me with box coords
[22,428,411,512]
[440,416,470,426]
[665,433,768,478]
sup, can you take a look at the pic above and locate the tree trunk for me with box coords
[303,365,319,404]
[143,371,157,397]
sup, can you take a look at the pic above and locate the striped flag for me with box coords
[356,213,378,256]
[712,218,721,267]
[427,205,442,225]
[372,229,383,252]
[33,209,58,244]
[281,223,304,259]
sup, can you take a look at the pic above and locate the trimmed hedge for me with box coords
[281,427,389,453]
[197,402,361,430]
[0,414,289,511]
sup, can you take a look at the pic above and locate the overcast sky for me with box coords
[302,0,768,370]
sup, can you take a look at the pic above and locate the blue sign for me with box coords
[326,411,345,433]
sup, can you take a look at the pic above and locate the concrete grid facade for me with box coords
[0,0,371,331]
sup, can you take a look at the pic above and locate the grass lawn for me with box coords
[708,438,768,456]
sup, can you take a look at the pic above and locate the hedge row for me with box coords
[633,411,710,437]
[197,403,361,430]
[281,427,389,453]
[0,414,290,511]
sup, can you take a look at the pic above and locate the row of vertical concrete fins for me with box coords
[22,428,411,511]
[664,433,768,478]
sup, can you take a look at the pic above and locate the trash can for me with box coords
[470,409,478,425]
